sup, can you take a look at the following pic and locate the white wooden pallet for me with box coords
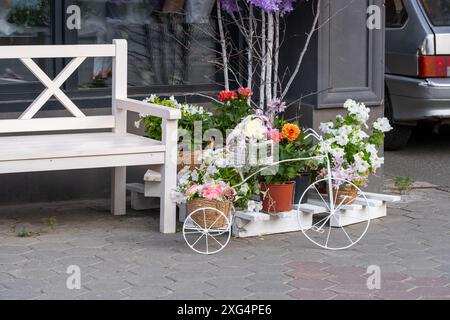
[232,209,313,238]
[232,192,401,237]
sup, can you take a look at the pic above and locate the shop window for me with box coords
[73,0,217,88]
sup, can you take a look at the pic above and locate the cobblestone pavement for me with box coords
[0,187,449,300]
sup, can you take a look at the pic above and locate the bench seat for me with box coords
[0,132,166,174]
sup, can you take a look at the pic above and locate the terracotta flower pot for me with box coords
[260,182,295,214]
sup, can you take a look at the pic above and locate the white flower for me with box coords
[206,165,218,175]
[365,144,378,157]
[338,125,353,137]
[373,117,393,133]
[149,94,157,103]
[243,118,267,140]
[330,147,345,159]
[239,183,249,194]
[191,170,199,182]
[319,121,334,134]
[169,96,176,103]
[371,156,384,171]
[344,99,358,110]
[335,134,349,146]
[357,160,370,174]
[344,100,370,125]
[353,129,369,141]
[134,119,141,129]
[318,140,333,154]
[215,158,228,168]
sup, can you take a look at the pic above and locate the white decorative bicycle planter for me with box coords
[181,129,400,254]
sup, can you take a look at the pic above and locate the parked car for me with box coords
[385,0,450,150]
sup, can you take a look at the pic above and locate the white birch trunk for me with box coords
[217,0,229,91]
[259,11,266,109]
[265,12,274,104]
[273,12,280,99]
[247,4,254,90]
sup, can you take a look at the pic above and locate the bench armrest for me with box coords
[116,98,181,120]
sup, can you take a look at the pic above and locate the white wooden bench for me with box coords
[0,39,181,234]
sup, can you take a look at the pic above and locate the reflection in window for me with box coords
[0,0,51,83]
[385,0,408,28]
[76,0,217,88]
[421,0,450,27]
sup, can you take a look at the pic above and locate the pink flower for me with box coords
[185,184,202,197]
[223,187,236,198]
[268,129,282,144]
[202,184,223,201]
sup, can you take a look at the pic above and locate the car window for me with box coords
[386,0,408,28]
[421,0,450,26]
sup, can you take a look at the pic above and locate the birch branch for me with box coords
[259,10,266,109]
[247,4,254,90]
[265,11,274,104]
[273,12,280,98]
[217,0,230,91]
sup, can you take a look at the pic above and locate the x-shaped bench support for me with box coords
[19,57,87,120]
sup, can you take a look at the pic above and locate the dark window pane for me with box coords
[74,0,217,89]
[0,0,52,85]
[386,0,408,28]
[421,0,450,26]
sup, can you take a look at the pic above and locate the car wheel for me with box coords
[384,88,412,151]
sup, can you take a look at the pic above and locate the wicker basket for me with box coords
[186,199,233,229]
[330,184,358,205]
[319,183,358,205]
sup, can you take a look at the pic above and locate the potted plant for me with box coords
[313,99,393,204]
[136,94,214,171]
[259,122,309,213]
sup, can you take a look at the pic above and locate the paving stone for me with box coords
[0,254,28,265]
[205,285,252,299]
[288,289,336,300]
[288,279,335,291]
[409,286,450,297]
[122,285,172,299]
[0,245,32,255]
[246,282,294,294]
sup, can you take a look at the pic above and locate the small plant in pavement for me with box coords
[394,176,413,194]
[17,226,33,238]
[42,216,58,231]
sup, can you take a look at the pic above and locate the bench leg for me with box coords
[160,119,177,234]
[111,167,126,216]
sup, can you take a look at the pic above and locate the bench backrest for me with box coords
[0,39,127,134]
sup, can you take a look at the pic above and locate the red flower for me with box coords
[238,87,253,98]
[218,90,237,102]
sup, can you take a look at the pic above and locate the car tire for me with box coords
[384,88,412,151]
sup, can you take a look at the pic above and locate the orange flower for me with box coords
[281,123,301,142]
